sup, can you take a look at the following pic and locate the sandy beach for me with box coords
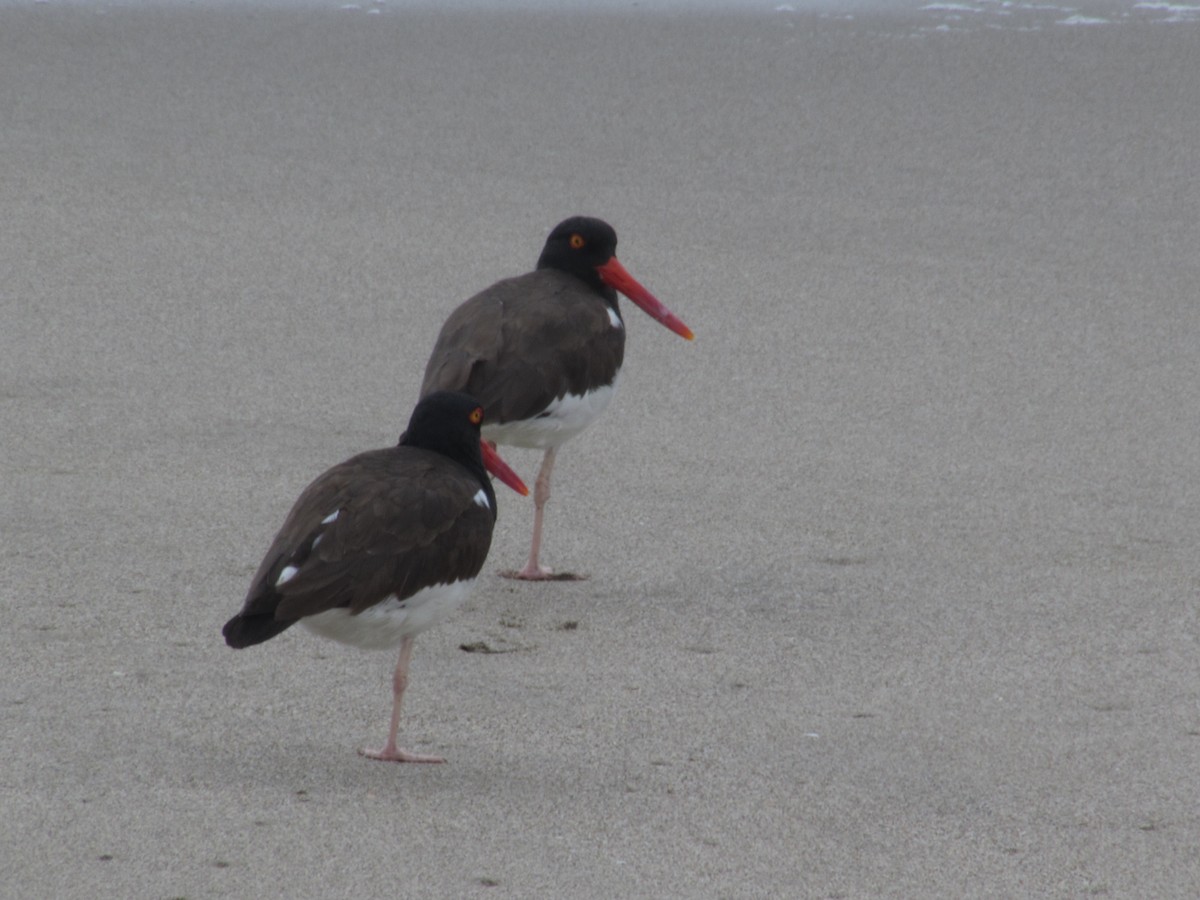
[3,3,1199,896]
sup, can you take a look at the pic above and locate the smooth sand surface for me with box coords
[3,4,1199,896]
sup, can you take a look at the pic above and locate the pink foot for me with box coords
[359,745,446,764]
[500,565,586,581]
[506,562,554,580]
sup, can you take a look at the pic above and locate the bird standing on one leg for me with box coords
[222,391,528,762]
[420,216,693,580]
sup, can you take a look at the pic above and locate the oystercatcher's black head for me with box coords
[401,390,486,459]
[535,216,694,341]
[401,392,530,499]
[536,216,619,289]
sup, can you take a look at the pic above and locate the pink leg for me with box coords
[512,446,557,580]
[359,635,445,763]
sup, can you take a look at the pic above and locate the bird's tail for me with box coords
[222,612,294,649]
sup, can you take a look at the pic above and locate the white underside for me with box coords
[483,379,618,450]
[301,579,475,651]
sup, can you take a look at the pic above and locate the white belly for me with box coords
[484,380,618,450]
[301,580,474,650]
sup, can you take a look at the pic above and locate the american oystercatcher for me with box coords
[222,391,529,762]
[419,216,693,580]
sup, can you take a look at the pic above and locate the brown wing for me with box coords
[419,270,625,424]
[233,446,494,630]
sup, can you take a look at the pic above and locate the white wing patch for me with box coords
[275,565,299,587]
[321,510,340,525]
[472,488,490,509]
[607,306,623,329]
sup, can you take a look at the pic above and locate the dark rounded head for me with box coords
[533,215,694,341]
[400,391,487,462]
[536,216,619,288]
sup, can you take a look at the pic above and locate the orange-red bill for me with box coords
[596,256,694,341]
[480,440,530,496]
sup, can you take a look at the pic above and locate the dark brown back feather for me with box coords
[223,446,494,647]
[419,270,625,424]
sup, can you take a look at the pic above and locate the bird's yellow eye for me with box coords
[469,407,484,425]
[569,233,585,250]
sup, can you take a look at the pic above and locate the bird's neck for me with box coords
[536,256,609,297]
[398,437,498,520]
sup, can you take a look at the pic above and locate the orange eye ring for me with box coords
[569,233,585,250]
[469,407,484,425]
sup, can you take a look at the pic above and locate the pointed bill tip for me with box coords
[672,320,696,341]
